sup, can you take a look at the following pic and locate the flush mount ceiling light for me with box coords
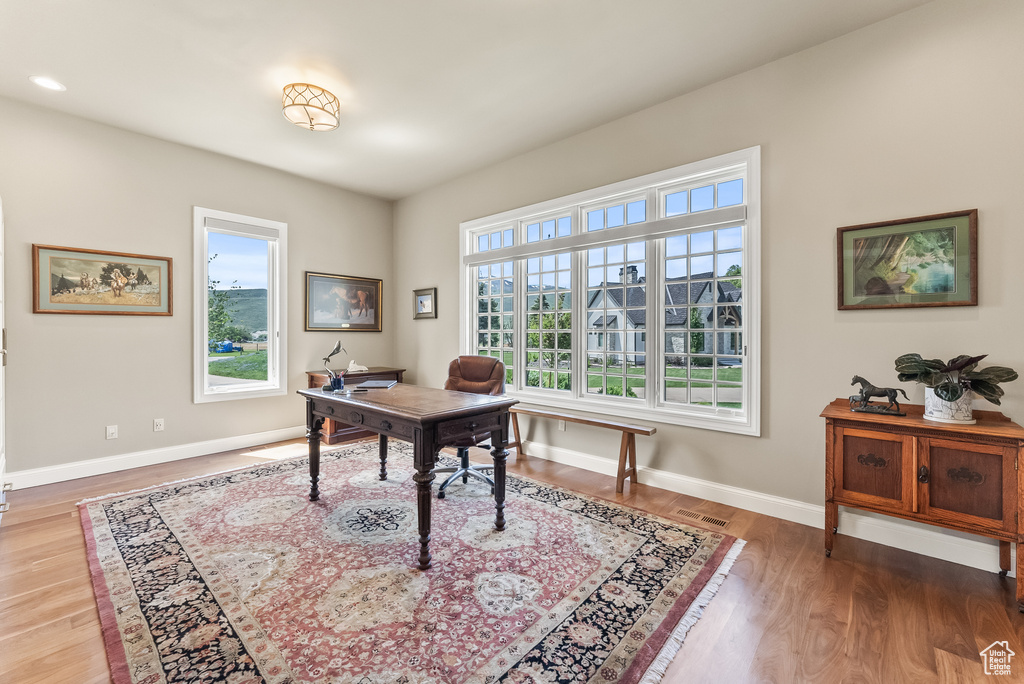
[282,83,340,131]
[29,75,66,91]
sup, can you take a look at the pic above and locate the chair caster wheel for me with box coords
[437,491,446,499]
[825,549,831,557]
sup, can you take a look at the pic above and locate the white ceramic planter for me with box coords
[923,386,976,424]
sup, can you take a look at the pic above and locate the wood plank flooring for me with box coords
[1,439,1022,683]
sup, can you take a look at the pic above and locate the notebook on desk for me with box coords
[355,380,397,389]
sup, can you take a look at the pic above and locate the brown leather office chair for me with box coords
[434,355,506,499]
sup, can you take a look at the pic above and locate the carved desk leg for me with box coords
[491,417,509,532]
[412,428,435,570]
[379,434,389,481]
[306,400,324,502]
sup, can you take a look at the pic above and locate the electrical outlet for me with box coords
[106,425,118,440]
[154,418,165,432]
[558,420,566,431]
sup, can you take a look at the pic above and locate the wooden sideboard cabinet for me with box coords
[821,398,1024,611]
[306,367,405,444]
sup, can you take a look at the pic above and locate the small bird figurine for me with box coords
[323,340,345,379]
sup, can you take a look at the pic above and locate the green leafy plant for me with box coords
[895,353,1018,405]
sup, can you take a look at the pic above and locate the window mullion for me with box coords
[647,237,662,411]
[514,256,525,392]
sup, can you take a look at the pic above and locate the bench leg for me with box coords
[616,432,638,493]
[509,412,526,459]
[628,433,637,485]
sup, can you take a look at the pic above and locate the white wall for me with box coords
[0,97,395,473]
[393,0,1024,506]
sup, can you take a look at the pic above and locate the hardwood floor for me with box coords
[1,439,1022,683]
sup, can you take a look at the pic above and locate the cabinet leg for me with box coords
[824,501,838,558]
[999,540,1010,577]
[1016,542,1024,608]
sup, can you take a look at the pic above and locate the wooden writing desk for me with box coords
[298,385,518,570]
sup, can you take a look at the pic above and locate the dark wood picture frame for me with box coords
[413,287,437,320]
[837,209,978,310]
[32,244,173,315]
[305,271,383,332]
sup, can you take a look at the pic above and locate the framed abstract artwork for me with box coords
[305,271,382,332]
[33,244,172,315]
[837,209,977,310]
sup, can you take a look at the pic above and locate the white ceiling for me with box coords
[0,0,932,200]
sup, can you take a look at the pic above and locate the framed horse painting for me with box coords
[305,271,383,332]
[32,244,172,316]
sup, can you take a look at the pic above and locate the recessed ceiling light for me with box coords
[29,76,66,92]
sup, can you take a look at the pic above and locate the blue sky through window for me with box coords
[208,232,269,289]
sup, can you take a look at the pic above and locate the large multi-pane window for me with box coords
[462,147,760,435]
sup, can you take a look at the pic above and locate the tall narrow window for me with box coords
[475,260,514,386]
[193,207,287,403]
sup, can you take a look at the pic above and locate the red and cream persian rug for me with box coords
[80,441,744,683]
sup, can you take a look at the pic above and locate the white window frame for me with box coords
[193,206,288,403]
[459,147,761,436]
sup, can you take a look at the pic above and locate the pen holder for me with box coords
[330,375,344,391]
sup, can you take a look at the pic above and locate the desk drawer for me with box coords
[437,411,504,444]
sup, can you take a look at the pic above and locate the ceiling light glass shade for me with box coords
[282,83,340,131]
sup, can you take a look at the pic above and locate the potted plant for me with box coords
[894,353,1018,424]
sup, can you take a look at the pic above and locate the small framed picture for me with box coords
[837,209,978,310]
[305,271,382,332]
[413,287,437,320]
[33,244,173,315]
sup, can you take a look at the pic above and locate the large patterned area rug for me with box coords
[80,441,744,684]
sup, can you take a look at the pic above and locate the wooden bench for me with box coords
[508,406,657,493]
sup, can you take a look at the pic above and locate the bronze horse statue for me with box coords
[850,375,909,411]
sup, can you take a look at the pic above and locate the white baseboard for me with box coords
[518,440,1015,578]
[7,426,307,490]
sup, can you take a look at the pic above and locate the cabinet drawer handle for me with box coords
[857,453,887,468]
[381,420,393,431]
[467,422,478,430]
[947,466,983,486]
[918,466,930,483]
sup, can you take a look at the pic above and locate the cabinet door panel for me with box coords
[835,427,915,511]
[922,438,1013,532]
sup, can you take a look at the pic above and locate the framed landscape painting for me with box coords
[305,271,382,332]
[837,209,977,310]
[33,244,172,315]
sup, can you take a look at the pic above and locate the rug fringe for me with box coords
[75,462,270,506]
[73,443,385,506]
[638,539,746,684]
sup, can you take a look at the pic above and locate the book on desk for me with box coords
[354,380,397,389]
